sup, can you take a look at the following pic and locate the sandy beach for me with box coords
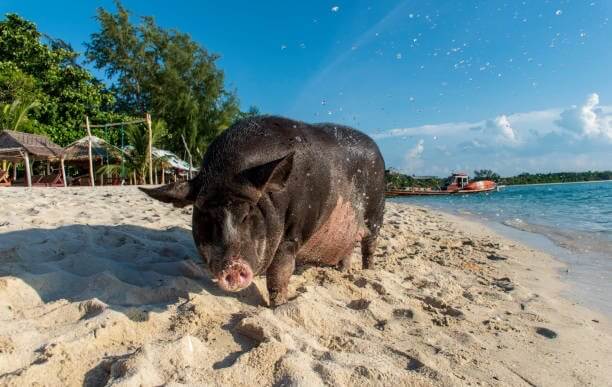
[0,187,610,386]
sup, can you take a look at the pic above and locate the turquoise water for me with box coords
[391,180,612,314]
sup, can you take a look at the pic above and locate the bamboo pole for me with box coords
[181,134,193,180]
[23,152,32,188]
[60,157,67,187]
[146,113,153,185]
[82,119,145,128]
[85,116,95,187]
[99,159,104,186]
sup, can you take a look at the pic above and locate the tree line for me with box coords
[0,1,256,165]
[498,171,612,185]
[385,169,612,189]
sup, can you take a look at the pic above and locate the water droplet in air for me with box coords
[555,9,562,16]
[331,6,340,12]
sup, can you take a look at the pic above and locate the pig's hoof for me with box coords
[337,257,352,272]
[269,291,288,307]
[362,258,373,270]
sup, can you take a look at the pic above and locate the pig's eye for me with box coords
[240,211,249,224]
[239,203,252,223]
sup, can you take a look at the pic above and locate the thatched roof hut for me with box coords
[0,130,63,161]
[63,135,122,162]
[0,130,66,187]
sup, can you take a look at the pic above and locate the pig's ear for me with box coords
[139,179,200,208]
[240,152,294,192]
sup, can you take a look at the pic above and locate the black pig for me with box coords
[141,116,385,306]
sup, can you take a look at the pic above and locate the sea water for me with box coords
[391,180,612,315]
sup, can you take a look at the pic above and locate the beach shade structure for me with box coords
[122,146,198,185]
[63,135,123,186]
[0,130,66,187]
[152,147,198,183]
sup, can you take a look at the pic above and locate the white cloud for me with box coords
[497,116,517,142]
[375,93,612,176]
[556,93,612,141]
[402,139,425,174]
[374,107,567,142]
[486,114,519,145]
[374,122,482,139]
[407,139,424,158]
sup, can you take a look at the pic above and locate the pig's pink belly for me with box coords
[297,197,364,265]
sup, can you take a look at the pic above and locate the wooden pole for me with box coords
[23,152,32,188]
[85,116,95,187]
[99,159,104,186]
[146,113,153,185]
[13,162,17,180]
[60,157,67,187]
[180,134,193,180]
[161,168,165,185]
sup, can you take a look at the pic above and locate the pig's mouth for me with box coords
[215,258,254,292]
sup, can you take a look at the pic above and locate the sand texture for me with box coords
[0,187,610,386]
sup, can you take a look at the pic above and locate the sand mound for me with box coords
[0,187,610,386]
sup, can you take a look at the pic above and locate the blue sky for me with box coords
[2,0,612,176]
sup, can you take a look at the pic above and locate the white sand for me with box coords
[0,187,610,386]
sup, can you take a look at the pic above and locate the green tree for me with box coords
[0,99,40,131]
[234,105,261,123]
[0,62,40,104]
[86,1,240,159]
[99,120,167,184]
[473,169,501,182]
[0,13,123,145]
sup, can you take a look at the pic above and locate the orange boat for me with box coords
[386,173,497,197]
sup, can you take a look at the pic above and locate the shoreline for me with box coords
[412,202,612,317]
[500,179,612,187]
[0,187,610,386]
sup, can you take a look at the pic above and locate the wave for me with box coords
[503,218,612,256]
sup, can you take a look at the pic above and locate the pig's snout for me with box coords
[216,258,253,292]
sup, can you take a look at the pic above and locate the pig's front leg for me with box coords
[266,242,297,307]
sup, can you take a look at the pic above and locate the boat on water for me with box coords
[386,173,497,197]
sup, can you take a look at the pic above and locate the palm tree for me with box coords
[97,120,167,184]
[0,99,40,130]
[154,155,172,184]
